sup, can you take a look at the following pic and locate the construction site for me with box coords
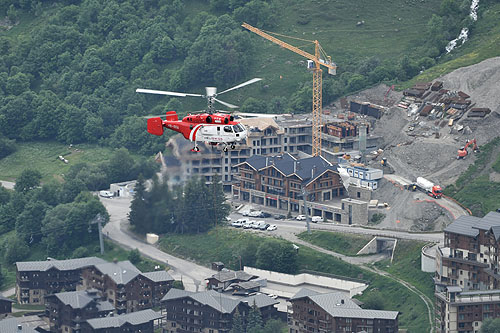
[339,56,500,231]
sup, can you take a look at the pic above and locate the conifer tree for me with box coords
[230,307,245,333]
[246,301,263,333]
[129,174,149,233]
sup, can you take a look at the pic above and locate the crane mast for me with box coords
[242,22,337,156]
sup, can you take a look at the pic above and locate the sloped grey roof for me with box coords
[96,300,115,312]
[86,309,161,329]
[95,260,141,285]
[309,292,360,310]
[444,216,481,237]
[292,290,399,320]
[0,318,38,333]
[162,289,240,314]
[240,154,338,185]
[142,270,174,283]
[0,294,13,302]
[209,270,256,283]
[55,290,95,309]
[231,281,261,290]
[16,256,107,272]
[325,307,398,320]
[290,288,321,300]
[491,226,500,241]
[241,294,279,308]
[473,211,500,230]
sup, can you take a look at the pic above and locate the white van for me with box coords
[311,216,323,223]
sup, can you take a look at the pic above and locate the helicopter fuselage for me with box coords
[147,111,247,147]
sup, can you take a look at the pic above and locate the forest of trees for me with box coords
[129,174,230,234]
[0,148,157,286]
[0,0,480,159]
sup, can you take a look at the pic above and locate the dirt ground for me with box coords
[345,57,500,231]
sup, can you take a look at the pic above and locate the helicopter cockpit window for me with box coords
[224,126,233,133]
[233,124,245,132]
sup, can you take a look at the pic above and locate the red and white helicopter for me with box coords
[137,78,261,152]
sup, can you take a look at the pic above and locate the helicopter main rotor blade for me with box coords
[217,78,262,95]
[136,88,202,97]
[214,98,239,109]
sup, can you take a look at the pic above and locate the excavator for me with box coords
[457,139,479,159]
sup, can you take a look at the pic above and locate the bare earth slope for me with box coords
[351,57,500,231]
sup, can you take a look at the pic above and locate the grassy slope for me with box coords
[375,240,435,300]
[159,228,429,331]
[405,2,500,87]
[222,0,442,105]
[297,230,370,256]
[0,142,134,182]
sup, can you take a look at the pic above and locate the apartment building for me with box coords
[231,153,365,222]
[288,288,399,333]
[161,289,279,333]
[80,260,173,314]
[81,309,162,333]
[436,287,500,333]
[15,257,107,305]
[434,211,500,332]
[45,289,114,333]
[288,288,398,333]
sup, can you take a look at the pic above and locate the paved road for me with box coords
[385,174,469,220]
[0,180,14,190]
[100,196,212,292]
[230,212,444,243]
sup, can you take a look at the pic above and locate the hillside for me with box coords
[4,0,500,158]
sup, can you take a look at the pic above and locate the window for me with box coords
[224,126,233,132]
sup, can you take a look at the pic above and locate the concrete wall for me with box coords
[341,198,368,225]
[243,267,368,298]
[357,237,378,255]
[422,243,438,273]
[348,185,372,201]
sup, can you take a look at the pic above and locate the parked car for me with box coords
[225,216,232,222]
[248,211,262,217]
[296,215,306,221]
[254,221,266,229]
[311,216,323,223]
[267,224,277,231]
[242,211,249,216]
[274,214,286,220]
[243,221,255,229]
[232,219,246,228]
[99,190,114,198]
[259,212,272,218]
[259,223,270,230]
[252,221,266,229]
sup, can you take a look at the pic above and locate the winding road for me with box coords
[100,196,212,292]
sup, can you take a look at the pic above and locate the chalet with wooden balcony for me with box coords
[81,309,162,333]
[288,288,398,333]
[161,289,279,333]
[233,153,344,215]
[45,289,114,333]
[80,260,173,314]
[15,257,107,305]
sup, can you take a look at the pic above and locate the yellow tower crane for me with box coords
[242,22,337,156]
